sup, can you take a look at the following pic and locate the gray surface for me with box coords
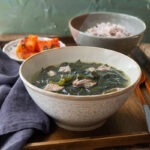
[143,105,150,133]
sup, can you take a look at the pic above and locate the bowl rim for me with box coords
[19,46,142,101]
[69,11,146,40]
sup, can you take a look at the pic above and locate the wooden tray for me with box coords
[1,36,149,150]
[22,39,150,150]
[24,91,150,150]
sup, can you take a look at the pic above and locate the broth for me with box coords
[32,60,130,95]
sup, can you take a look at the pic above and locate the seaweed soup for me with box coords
[32,60,130,96]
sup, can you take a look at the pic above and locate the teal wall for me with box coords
[0,0,149,42]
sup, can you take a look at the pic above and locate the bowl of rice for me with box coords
[69,12,146,55]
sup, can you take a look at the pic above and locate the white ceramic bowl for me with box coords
[19,46,141,131]
[69,12,146,55]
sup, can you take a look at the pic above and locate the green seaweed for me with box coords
[32,60,130,95]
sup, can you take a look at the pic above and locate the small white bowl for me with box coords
[19,46,141,131]
[2,37,66,62]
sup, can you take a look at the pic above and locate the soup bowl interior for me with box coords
[20,46,141,131]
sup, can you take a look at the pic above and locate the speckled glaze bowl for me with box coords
[19,46,141,131]
[69,12,146,55]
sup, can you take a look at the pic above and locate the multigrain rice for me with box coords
[86,22,131,38]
